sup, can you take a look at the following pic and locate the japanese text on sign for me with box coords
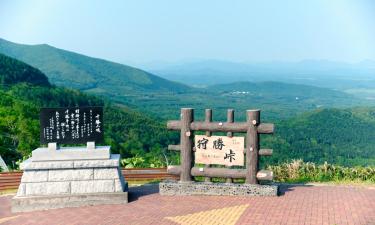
[40,107,103,144]
[194,135,244,166]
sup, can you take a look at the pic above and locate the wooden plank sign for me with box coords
[194,135,244,166]
[40,106,104,144]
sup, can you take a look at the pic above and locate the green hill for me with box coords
[0,54,178,167]
[0,38,190,94]
[0,53,49,86]
[263,108,375,167]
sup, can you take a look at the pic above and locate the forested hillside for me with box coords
[0,38,190,93]
[263,108,375,167]
[0,53,178,167]
[0,53,49,86]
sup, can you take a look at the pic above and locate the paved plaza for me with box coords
[0,184,374,225]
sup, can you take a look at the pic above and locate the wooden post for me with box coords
[246,110,260,184]
[226,109,234,183]
[180,108,194,182]
[204,109,212,182]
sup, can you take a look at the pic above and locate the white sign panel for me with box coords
[194,135,244,166]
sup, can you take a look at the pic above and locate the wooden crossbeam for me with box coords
[258,149,273,156]
[167,121,274,134]
[167,166,273,181]
[169,145,273,157]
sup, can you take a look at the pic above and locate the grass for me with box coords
[127,179,161,186]
[268,159,375,183]
[0,189,17,196]
[193,160,375,186]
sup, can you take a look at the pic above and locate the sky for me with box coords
[0,0,375,65]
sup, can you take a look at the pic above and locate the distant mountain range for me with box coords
[145,59,375,90]
[0,38,190,95]
[0,38,372,121]
[1,44,375,167]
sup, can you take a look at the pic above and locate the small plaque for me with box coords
[40,106,103,144]
[194,135,244,166]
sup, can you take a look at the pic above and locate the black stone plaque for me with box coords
[40,106,104,144]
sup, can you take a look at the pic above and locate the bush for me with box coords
[268,159,375,183]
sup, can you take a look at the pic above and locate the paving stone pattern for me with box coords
[1,184,374,225]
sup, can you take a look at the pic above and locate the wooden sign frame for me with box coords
[166,108,274,184]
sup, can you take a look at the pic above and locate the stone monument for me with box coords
[12,107,128,212]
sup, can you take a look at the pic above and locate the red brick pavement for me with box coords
[0,184,374,225]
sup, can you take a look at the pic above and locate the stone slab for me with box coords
[21,170,48,183]
[73,154,120,168]
[159,180,278,196]
[21,159,74,170]
[94,168,119,179]
[26,182,71,196]
[71,180,115,194]
[17,183,26,196]
[48,169,93,181]
[31,146,110,161]
[11,192,128,213]
[21,154,120,170]
[114,179,124,192]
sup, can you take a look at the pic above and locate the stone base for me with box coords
[12,149,128,212]
[159,180,278,196]
[12,192,128,213]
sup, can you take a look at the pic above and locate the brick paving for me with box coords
[0,184,374,225]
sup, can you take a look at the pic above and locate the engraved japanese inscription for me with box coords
[40,106,103,144]
[194,135,244,166]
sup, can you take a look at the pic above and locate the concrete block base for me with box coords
[12,148,128,212]
[12,192,128,213]
[159,180,278,196]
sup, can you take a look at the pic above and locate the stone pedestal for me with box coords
[12,147,128,212]
[159,180,278,196]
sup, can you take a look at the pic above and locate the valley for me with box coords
[1,38,375,168]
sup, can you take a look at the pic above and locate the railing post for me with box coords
[226,109,234,183]
[180,108,194,182]
[246,109,260,184]
[204,109,212,183]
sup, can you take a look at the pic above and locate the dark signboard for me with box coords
[40,106,104,144]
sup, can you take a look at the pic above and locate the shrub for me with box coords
[268,159,375,183]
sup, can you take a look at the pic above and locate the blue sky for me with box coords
[0,0,374,65]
